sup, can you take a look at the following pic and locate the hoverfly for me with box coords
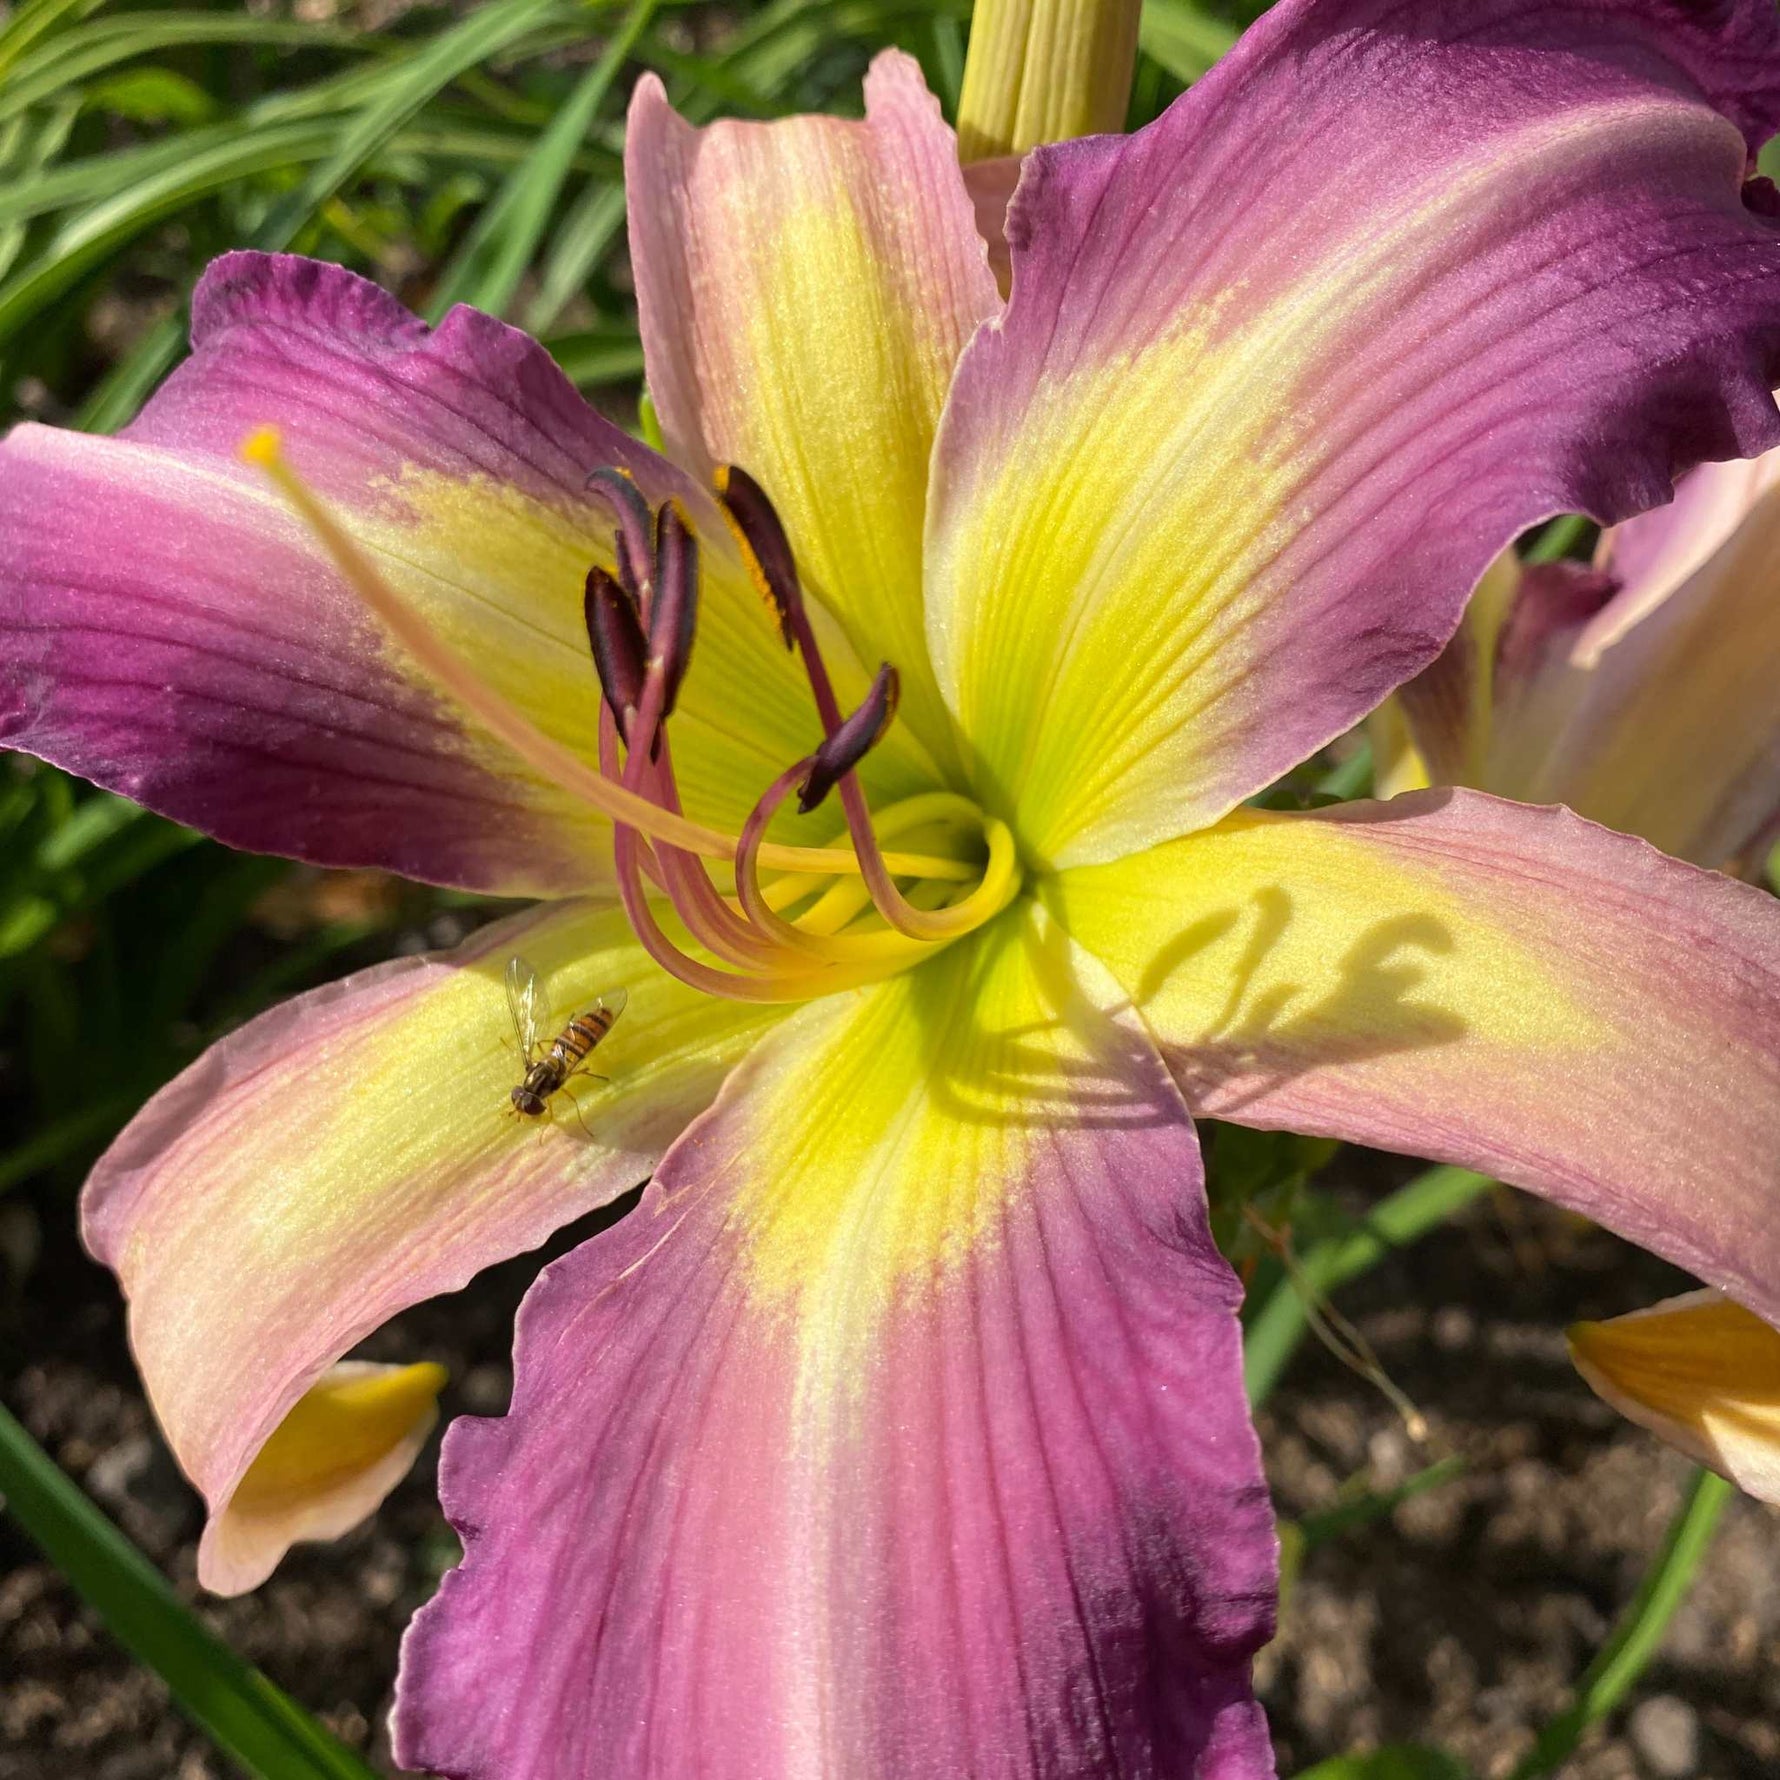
[504,955,627,1121]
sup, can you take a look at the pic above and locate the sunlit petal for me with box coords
[1053,788,1780,1323]
[0,253,877,893]
[83,898,781,1592]
[627,51,999,770]
[395,905,1275,1779]
[1489,452,1780,868]
[210,1360,447,1594]
[928,0,1780,866]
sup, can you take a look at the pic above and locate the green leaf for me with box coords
[0,96,78,281]
[1294,1748,1472,1780]
[33,789,157,872]
[81,66,221,126]
[427,0,659,320]
[0,118,349,350]
[0,1402,382,1779]
[523,178,626,335]
[0,0,108,85]
[1314,738,1374,801]
[74,311,186,434]
[0,16,361,125]
[1138,0,1239,83]
[1298,1455,1467,1550]
[1522,511,1597,565]
[255,0,573,250]
[1243,1165,1494,1405]
[31,2,597,422]
[0,1094,136,1196]
[545,325,645,387]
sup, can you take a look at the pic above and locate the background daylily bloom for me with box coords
[1386,442,1780,874]
[8,2,1780,1774]
[1381,437,1780,1484]
[1569,1290,1780,1503]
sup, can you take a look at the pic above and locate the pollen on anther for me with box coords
[712,464,802,648]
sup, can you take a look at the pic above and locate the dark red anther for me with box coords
[651,501,699,723]
[613,529,650,611]
[586,467,657,616]
[585,566,648,744]
[713,464,802,648]
[798,664,900,814]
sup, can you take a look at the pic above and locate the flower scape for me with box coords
[7,1,1780,1774]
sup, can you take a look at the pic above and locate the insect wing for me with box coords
[504,955,548,1063]
[593,985,629,1025]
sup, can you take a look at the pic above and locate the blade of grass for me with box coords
[1244,1165,1494,1406]
[0,0,107,83]
[427,0,658,320]
[927,14,966,112]
[256,0,572,249]
[0,1094,137,1195]
[0,95,78,282]
[33,789,158,872]
[1137,0,1238,82]
[1298,1456,1467,1549]
[48,7,597,421]
[77,124,615,436]
[1523,511,1596,565]
[1315,738,1374,802]
[0,1402,383,1779]
[523,178,626,334]
[1294,1750,1471,1780]
[1510,1468,1732,1779]
[545,326,646,386]
[0,17,365,125]
[74,311,186,433]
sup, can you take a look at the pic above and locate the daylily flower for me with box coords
[7,3,1780,1773]
[1570,1289,1780,1502]
[1382,444,1780,873]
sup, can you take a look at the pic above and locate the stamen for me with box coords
[733,760,941,966]
[648,501,698,724]
[713,463,801,647]
[597,704,663,890]
[585,468,656,616]
[611,817,891,1003]
[238,428,967,885]
[585,567,646,746]
[247,426,1022,1008]
[799,664,900,815]
[631,729,795,972]
[711,465,1009,944]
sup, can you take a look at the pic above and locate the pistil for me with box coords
[242,427,1021,1005]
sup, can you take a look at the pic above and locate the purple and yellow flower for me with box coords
[1384,445,1780,874]
[8,2,1780,1772]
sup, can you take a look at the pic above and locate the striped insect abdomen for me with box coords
[550,1008,613,1070]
